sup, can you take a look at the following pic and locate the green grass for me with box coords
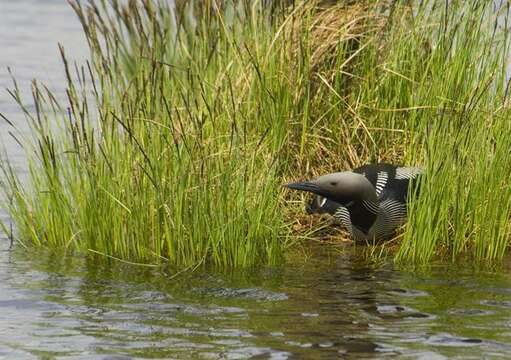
[2,0,511,268]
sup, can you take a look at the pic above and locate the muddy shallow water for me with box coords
[3,1,511,359]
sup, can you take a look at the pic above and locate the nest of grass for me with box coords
[284,1,386,86]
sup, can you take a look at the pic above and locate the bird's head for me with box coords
[285,171,377,206]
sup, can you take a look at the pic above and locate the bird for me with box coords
[285,163,422,243]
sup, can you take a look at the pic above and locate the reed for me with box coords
[391,1,511,264]
[2,0,294,268]
[1,0,511,267]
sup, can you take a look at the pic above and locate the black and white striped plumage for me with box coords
[289,163,422,243]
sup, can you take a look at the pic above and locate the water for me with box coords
[4,245,511,359]
[0,0,88,174]
[3,1,511,359]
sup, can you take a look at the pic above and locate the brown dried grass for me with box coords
[285,1,386,83]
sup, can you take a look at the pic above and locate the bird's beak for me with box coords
[284,181,321,194]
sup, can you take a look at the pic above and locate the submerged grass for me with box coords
[2,0,511,268]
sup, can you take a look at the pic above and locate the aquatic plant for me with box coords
[1,0,511,267]
[2,0,294,267]
[390,2,511,264]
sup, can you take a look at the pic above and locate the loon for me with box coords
[286,163,422,243]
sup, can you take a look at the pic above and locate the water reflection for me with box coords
[2,240,511,359]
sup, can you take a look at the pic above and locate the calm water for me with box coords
[4,244,511,359]
[3,2,511,359]
[0,0,89,175]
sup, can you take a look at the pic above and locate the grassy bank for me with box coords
[1,0,511,268]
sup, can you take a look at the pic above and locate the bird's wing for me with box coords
[395,166,423,180]
[369,198,408,240]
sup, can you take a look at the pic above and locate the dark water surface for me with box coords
[4,242,511,359]
[3,1,511,359]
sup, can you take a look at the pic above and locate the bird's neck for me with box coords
[347,200,379,234]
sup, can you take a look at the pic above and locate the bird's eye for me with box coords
[330,182,337,186]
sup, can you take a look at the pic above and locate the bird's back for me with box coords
[352,163,422,203]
